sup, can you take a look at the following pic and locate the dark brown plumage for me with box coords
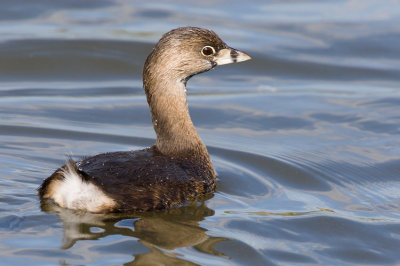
[38,26,251,213]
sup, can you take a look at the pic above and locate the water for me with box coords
[1,0,400,265]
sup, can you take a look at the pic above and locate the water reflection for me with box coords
[41,199,228,264]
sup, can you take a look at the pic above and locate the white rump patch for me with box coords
[52,161,115,212]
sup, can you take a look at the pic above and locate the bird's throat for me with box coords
[147,80,205,156]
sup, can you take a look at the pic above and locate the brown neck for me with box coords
[145,72,207,157]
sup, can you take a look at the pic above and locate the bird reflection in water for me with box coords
[40,198,228,264]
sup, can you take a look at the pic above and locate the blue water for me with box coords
[1,0,400,265]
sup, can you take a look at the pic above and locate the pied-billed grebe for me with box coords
[38,26,251,213]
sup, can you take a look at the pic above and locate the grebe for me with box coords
[38,27,251,212]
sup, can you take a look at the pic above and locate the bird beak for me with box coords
[214,48,251,66]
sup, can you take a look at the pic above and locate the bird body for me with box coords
[39,27,251,212]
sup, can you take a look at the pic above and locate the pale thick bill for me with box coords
[214,48,251,65]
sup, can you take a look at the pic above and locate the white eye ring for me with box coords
[201,46,216,56]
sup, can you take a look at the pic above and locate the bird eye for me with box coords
[201,46,216,56]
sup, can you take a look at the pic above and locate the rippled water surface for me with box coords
[1,0,400,265]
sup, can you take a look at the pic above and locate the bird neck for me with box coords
[145,73,207,157]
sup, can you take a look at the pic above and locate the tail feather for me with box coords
[38,157,116,212]
[38,157,77,199]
